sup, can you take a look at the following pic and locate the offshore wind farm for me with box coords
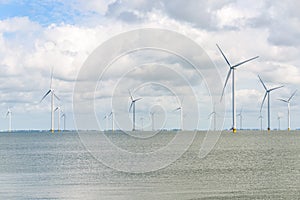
[1,1,300,200]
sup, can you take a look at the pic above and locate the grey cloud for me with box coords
[105,0,234,30]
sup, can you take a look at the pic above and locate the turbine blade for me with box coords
[40,90,51,102]
[216,44,231,67]
[233,56,259,68]
[260,92,268,112]
[258,75,267,91]
[174,107,181,111]
[269,85,284,92]
[53,92,60,100]
[288,90,297,101]
[54,107,58,112]
[109,112,112,117]
[220,69,232,101]
[129,102,134,112]
[278,98,288,103]
[50,67,53,89]
[181,96,184,106]
[134,98,142,102]
[208,112,215,118]
[128,89,133,101]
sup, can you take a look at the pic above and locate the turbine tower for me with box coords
[40,70,60,133]
[278,90,297,131]
[54,106,61,132]
[277,115,281,130]
[217,44,258,133]
[258,75,284,131]
[129,90,142,131]
[6,108,12,132]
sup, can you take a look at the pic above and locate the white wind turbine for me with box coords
[208,104,216,131]
[237,107,243,130]
[109,111,114,132]
[174,98,183,131]
[103,114,109,131]
[6,108,12,132]
[61,112,66,131]
[150,111,155,131]
[217,44,258,133]
[277,115,281,130]
[40,70,60,133]
[140,117,144,131]
[129,90,142,131]
[258,113,263,131]
[54,106,61,132]
[258,75,284,131]
[278,90,297,131]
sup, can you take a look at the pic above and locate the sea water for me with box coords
[0,131,299,199]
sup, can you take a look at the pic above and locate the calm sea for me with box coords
[0,131,299,199]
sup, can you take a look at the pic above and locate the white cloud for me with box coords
[1,1,300,130]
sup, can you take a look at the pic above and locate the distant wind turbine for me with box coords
[277,115,281,130]
[40,69,60,133]
[174,98,183,130]
[109,111,114,132]
[150,111,155,131]
[61,112,66,131]
[54,106,61,132]
[140,117,144,131]
[258,113,263,131]
[129,90,142,131]
[237,107,243,130]
[6,108,12,132]
[208,104,216,131]
[278,90,297,131]
[217,44,258,133]
[258,75,284,131]
[103,114,109,131]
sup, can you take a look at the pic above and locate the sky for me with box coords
[0,0,300,131]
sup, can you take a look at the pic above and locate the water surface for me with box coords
[0,131,299,199]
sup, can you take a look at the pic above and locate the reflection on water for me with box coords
[0,131,299,199]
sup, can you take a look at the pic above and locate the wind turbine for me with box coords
[217,44,258,133]
[278,90,297,131]
[237,107,243,130]
[6,108,12,132]
[174,98,183,131]
[129,90,142,131]
[258,113,263,131]
[208,104,216,131]
[103,114,109,131]
[277,115,281,130]
[40,70,60,133]
[61,112,66,131]
[150,111,155,131]
[258,75,284,131]
[108,111,114,132]
[140,117,144,131]
[54,106,61,132]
